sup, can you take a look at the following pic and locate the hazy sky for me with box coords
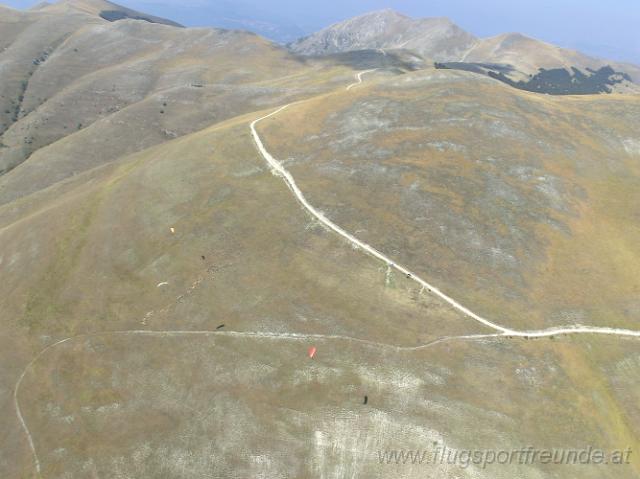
[5,0,639,64]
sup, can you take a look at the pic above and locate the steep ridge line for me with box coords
[250,71,640,340]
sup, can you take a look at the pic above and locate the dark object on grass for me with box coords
[201,255,206,260]
[363,395,368,405]
[216,324,225,330]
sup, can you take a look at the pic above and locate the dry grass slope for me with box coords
[1,4,640,479]
[258,69,640,332]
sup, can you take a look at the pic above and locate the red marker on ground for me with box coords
[308,346,317,359]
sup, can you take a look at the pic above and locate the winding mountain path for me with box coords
[250,71,640,341]
[14,68,640,478]
[346,69,377,90]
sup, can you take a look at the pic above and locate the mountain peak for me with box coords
[355,8,408,20]
[289,9,475,60]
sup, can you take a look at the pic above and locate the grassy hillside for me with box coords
[0,5,346,204]
[3,113,640,477]
[258,69,640,333]
[2,4,640,479]
[1,101,491,477]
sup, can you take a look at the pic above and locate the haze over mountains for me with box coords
[2,1,640,478]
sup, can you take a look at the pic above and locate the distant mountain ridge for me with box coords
[289,9,640,93]
[38,0,183,27]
